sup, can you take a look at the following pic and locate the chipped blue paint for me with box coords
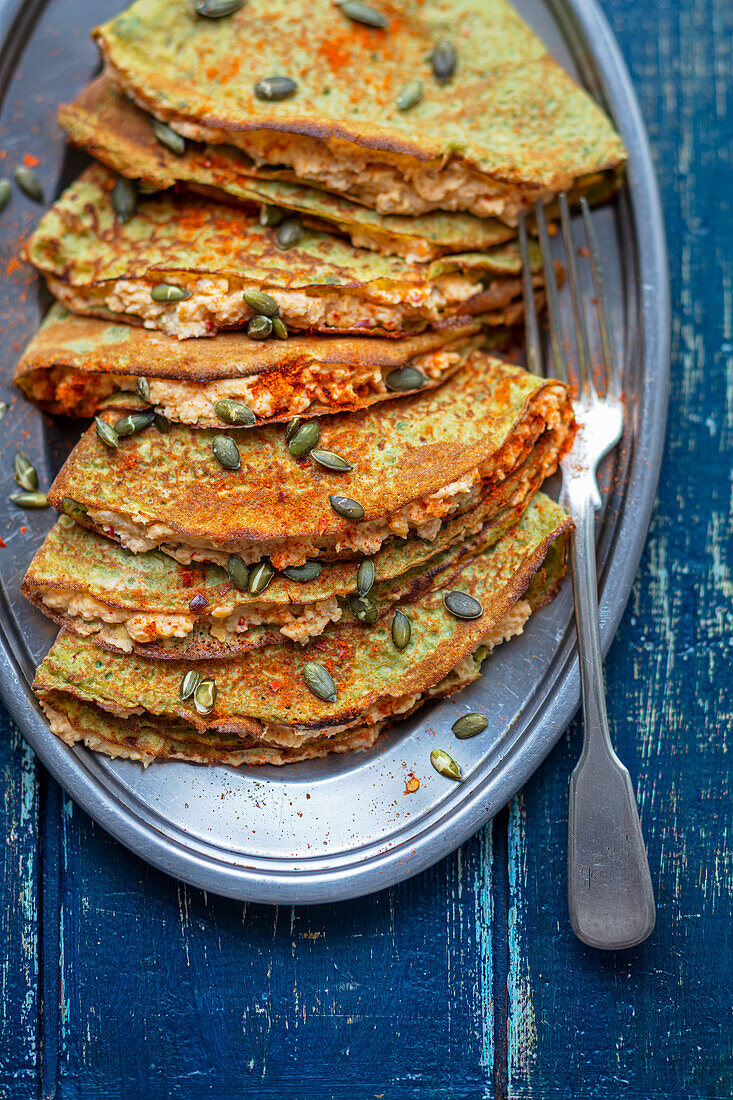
[0,0,731,1095]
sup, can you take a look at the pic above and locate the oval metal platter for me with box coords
[0,0,669,903]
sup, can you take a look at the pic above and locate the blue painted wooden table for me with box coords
[1,0,732,1096]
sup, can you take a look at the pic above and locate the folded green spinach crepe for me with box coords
[33,494,571,767]
[93,0,625,221]
[46,353,575,571]
[24,165,540,340]
[59,76,521,263]
[15,304,487,424]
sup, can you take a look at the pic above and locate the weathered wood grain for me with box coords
[0,0,731,1095]
[506,0,733,1095]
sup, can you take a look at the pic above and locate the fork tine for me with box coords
[580,196,620,398]
[534,200,568,385]
[559,193,596,401]
[518,210,543,377]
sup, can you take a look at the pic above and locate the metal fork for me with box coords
[519,195,656,950]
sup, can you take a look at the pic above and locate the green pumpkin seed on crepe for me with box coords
[24,164,541,340]
[33,495,572,767]
[58,76,521,262]
[15,304,487,424]
[93,0,625,221]
[46,352,575,572]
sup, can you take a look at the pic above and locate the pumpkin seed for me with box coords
[302,661,337,703]
[443,590,484,620]
[226,554,250,591]
[112,176,137,223]
[248,560,275,595]
[154,413,171,433]
[452,712,487,739]
[114,409,156,436]
[259,204,284,227]
[61,497,87,521]
[276,215,304,250]
[385,366,427,392]
[283,561,323,583]
[152,118,186,156]
[10,491,47,508]
[271,316,288,339]
[391,609,411,650]
[396,79,423,111]
[310,447,353,472]
[285,417,302,443]
[151,283,191,302]
[430,39,457,84]
[212,434,241,470]
[98,390,147,410]
[329,494,364,521]
[288,421,321,458]
[242,288,279,318]
[356,558,375,597]
[135,376,151,402]
[430,748,462,781]
[0,401,8,421]
[348,594,378,624]
[180,670,201,700]
[194,679,217,715]
[14,452,38,492]
[95,417,120,449]
[214,399,256,426]
[254,76,298,102]
[0,178,11,213]
[14,165,43,203]
[195,0,246,17]
[338,1,388,29]
[247,315,273,340]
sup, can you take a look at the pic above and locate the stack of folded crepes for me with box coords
[16,0,626,769]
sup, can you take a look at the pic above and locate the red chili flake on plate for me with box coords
[405,774,420,795]
[23,153,39,167]
[0,537,5,548]
[189,593,209,613]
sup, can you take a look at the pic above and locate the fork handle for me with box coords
[566,495,656,949]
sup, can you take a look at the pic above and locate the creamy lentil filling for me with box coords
[40,598,532,762]
[47,271,486,340]
[79,389,568,570]
[35,585,343,651]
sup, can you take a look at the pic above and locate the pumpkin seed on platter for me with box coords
[452,712,487,739]
[430,748,462,780]
[14,452,39,492]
